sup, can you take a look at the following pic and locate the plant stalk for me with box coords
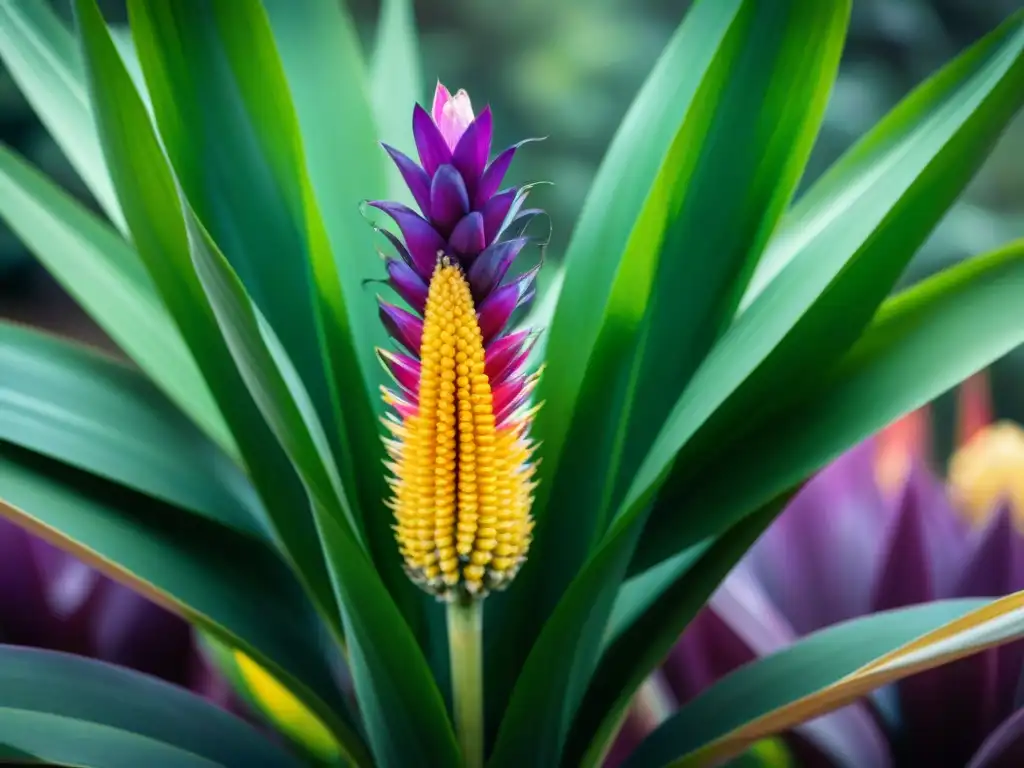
[447,597,484,768]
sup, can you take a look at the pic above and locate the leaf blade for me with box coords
[185,209,459,768]
[370,0,423,205]
[624,596,1024,767]
[0,443,366,763]
[600,235,1024,766]
[0,645,301,768]
[488,0,849,752]
[73,0,341,639]
[196,0,423,633]
[0,143,232,455]
[0,0,125,229]
[0,321,263,539]
[631,9,1024,573]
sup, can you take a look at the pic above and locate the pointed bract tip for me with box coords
[431,81,452,123]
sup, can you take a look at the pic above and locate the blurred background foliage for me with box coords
[2,0,1022,461]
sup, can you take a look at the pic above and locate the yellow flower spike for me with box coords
[384,258,536,602]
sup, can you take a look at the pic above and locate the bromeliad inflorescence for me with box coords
[372,84,543,603]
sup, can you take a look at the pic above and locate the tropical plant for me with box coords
[2,0,1024,765]
[611,425,1024,767]
[0,513,239,712]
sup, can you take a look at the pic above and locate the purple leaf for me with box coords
[871,478,935,612]
[704,567,893,768]
[969,707,1024,768]
[482,189,518,244]
[747,440,892,634]
[386,258,429,314]
[467,238,528,302]
[429,164,470,234]
[476,267,538,345]
[368,201,445,279]
[902,461,971,594]
[91,583,192,681]
[898,649,1001,768]
[449,212,486,257]
[485,329,532,379]
[452,107,493,195]
[952,502,1024,714]
[475,138,541,208]
[0,520,61,646]
[953,503,1017,599]
[377,348,421,396]
[492,374,532,418]
[377,226,415,269]
[413,104,452,176]
[378,299,423,355]
[382,143,431,216]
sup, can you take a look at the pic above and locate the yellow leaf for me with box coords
[235,651,342,762]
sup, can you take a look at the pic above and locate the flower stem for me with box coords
[447,597,484,768]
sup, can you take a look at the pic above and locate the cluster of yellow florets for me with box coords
[383,259,536,600]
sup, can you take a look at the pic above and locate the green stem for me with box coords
[447,598,484,768]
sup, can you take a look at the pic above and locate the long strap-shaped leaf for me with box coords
[487,0,848,757]
[126,0,350,510]
[72,0,341,641]
[0,322,264,539]
[667,237,1024,568]
[568,501,786,766]
[622,597,1024,766]
[631,9,1024,573]
[254,0,433,643]
[0,0,124,230]
[487,0,743,737]
[581,237,1024,766]
[0,444,365,763]
[0,144,233,455]
[186,210,458,767]
[0,644,301,767]
[369,0,424,206]
[128,0,424,637]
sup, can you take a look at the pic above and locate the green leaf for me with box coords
[0,443,367,764]
[127,0,349,502]
[487,0,744,738]
[124,4,361,611]
[184,209,459,768]
[0,712,221,768]
[0,321,264,539]
[631,9,1024,573]
[135,0,421,633]
[73,0,340,639]
[660,237,1024,565]
[568,500,787,767]
[623,597,1020,766]
[0,645,301,767]
[0,143,233,455]
[0,0,124,229]
[487,0,848,751]
[583,235,1024,764]
[370,0,423,205]
[260,0,390,387]
[201,634,344,764]
[260,0,431,640]
[604,543,712,650]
